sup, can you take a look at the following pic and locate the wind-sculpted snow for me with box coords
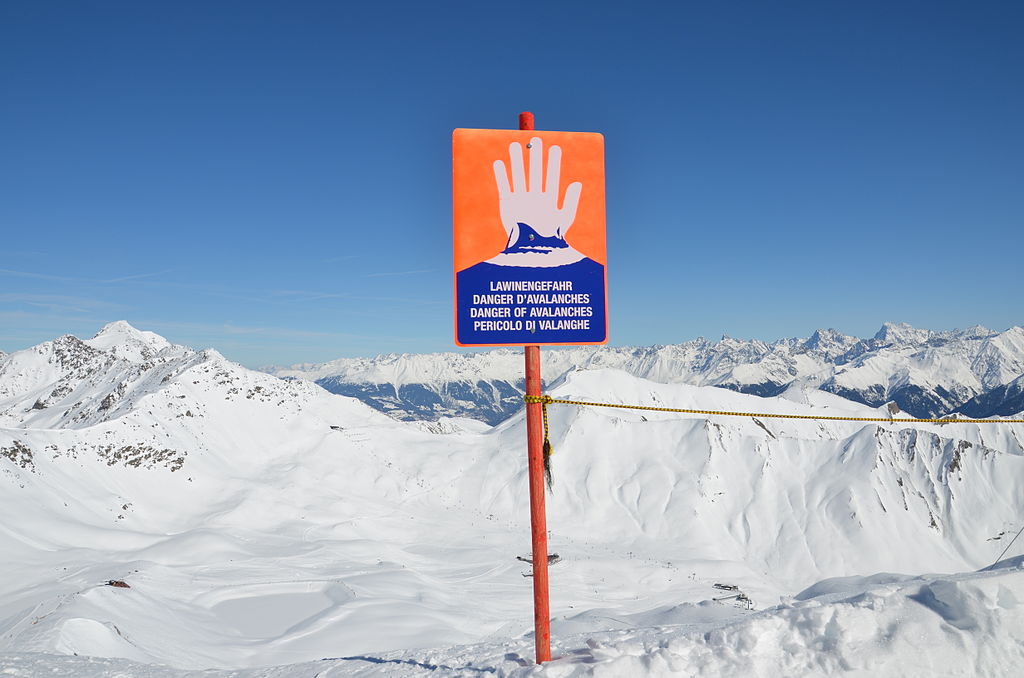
[273,322,1024,423]
[4,557,1024,677]
[2,323,1024,676]
[510,558,1024,677]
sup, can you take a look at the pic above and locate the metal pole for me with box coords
[519,110,552,664]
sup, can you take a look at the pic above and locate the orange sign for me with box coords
[453,128,607,346]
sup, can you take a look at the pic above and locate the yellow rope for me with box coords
[523,394,555,487]
[523,394,1024,424]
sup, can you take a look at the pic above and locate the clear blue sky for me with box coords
[2,1,1021,367]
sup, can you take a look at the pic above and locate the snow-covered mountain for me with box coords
[272,322,1024,424]
[3,323,1024,676]
[958,372,1024,419]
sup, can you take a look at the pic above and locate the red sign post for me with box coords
[453,112,607,664]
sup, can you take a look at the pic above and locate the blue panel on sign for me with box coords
[456,254,606,345]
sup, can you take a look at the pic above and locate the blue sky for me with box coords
[2,1,1021,367]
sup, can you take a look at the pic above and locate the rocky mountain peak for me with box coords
[873,322,933,346]
[86,321,172,363]
[801,328,860,360]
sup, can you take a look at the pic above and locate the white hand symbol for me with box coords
[493,137,583,243]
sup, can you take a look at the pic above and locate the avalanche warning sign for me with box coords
[453,128,608,347]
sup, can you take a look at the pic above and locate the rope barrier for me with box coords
[525,394,1023,487]
[524,394,1024,425]
[526,393,1024,558]
[532,395,553,490]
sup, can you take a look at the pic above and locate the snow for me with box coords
[3,558,1024,676]
[2,323,1024,677]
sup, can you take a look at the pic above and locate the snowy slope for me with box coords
[272,323,1024,424]
[2,324,1024,676]
[4,557,1024,677]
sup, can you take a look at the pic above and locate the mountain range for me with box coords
[272,322,1024,425]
